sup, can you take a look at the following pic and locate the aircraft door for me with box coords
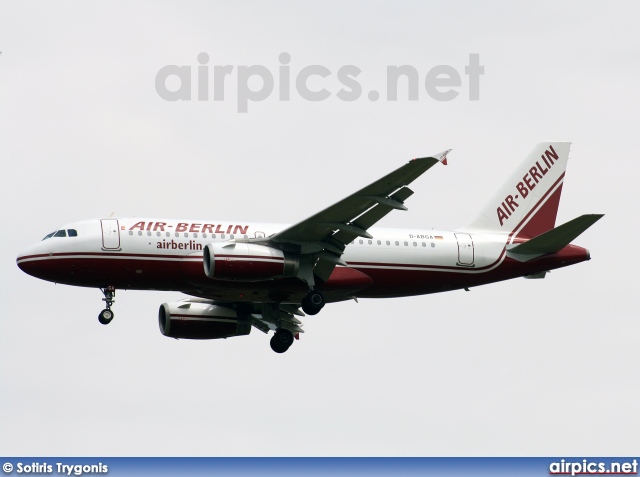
[455,233,474,266]
[101,219,121,250]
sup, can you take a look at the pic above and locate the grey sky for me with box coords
[1,1,638,455]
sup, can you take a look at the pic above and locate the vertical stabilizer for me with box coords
[462,142,571,238]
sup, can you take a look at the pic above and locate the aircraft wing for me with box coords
[262,150,450,281]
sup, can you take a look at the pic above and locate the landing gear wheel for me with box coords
[302,290,325,315]
[99,286,116,325]
[98,308,114,325]
[270,329,294,353]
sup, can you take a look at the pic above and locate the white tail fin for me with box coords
[462,142,571,238]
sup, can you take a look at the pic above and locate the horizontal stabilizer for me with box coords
[506,214,603,262]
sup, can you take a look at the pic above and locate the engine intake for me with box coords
[159,301,251,339]
[203,243,299,281]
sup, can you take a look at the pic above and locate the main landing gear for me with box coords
[270,328,294,353]
[268,290,325,354]
[98,286,116,325]
[301,289,325,315]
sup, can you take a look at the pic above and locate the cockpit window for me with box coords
[42,229,77,240]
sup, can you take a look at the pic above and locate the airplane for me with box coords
[16,142,602,353]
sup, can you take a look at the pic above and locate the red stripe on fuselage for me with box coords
[17,251,202,262]
[17,244,589,302]
[215,254,284,261]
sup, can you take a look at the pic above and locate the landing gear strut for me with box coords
[301,289,325,315]
[270,328,294,353]
[99,286,116,325]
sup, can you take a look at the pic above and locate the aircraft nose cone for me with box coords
[16,244,49,279]
[17,252,35,276]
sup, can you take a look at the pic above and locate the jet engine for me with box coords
[158,301,251,339]
[203,243,299,281]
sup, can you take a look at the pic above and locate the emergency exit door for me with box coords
[455,233,474,266]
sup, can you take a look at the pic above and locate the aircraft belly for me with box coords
[18,254,188,290]
[353,245,590,298]
[184,265,372,304]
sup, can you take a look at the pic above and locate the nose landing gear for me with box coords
[99,286,116,325]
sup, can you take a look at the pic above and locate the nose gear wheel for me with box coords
[99,286,116,325]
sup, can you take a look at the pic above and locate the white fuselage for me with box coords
[17,217,588,304]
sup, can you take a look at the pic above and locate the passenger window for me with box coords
[166,232,170,237]
[147,231,151,236]
[138,231,143,236]
[54,230,67,238]
[212,234,217,239]
[404,241,408,246]
[395,241,399,246]
[194,233,198,238]
[67,229,78,237]
[386,241,390,245]
[129,231,133,236]
[202,233,207,238]
[377,240,381,245]
[431,243,435,248]
[221,234,225,239]
[230,234,234,239]
[368,240,372,245]
[359,239,363,244]
[175,232,179,237]
[184,233,188,237]
[422,242,426,247]
[413,242,417,247]
[156,232,161,236]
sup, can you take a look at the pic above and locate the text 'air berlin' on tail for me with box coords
[464,142,570,238]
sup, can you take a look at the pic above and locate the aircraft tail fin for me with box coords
[506,214,604,262]
[462,142,571,238]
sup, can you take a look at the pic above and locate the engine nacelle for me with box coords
[203,243,299,281]
[158,301,251,340]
